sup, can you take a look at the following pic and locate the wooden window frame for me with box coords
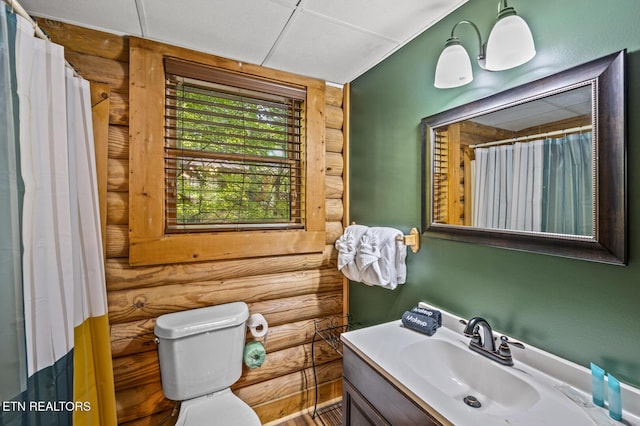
[129,37,326,266]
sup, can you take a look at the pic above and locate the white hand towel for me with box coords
[357,227,407,290]
[354,232,380,271]
[335,224,369,282]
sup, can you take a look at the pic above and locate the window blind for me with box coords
[432,129,449,224]
[164,60,306,231]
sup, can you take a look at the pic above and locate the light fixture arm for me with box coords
[449,20,487,69]
[496,0,517,19]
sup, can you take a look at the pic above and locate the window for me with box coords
[431,127,449,225]
[129,38,326,266]
[164,58,305,232]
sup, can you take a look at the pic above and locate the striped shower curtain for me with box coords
[1,5,116,425]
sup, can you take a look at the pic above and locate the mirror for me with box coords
[422,50,627,265]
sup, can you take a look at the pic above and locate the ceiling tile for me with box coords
[473,96,591,132]
[269,0,300,7]
[302,0,466,41]
[139,0,296,65]
[20,0,142,34]
[264,9,396,83]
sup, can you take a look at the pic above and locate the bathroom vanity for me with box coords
[341,305,640,426]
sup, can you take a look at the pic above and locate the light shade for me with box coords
[485,10,536,71]
[434,39,473,89]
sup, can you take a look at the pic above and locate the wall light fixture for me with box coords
[434,0,535,89]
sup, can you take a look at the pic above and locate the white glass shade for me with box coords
[485,14,536,71]
[434,42,473,89]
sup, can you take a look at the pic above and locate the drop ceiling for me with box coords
[471,86,593,132]
[19,0,469,84]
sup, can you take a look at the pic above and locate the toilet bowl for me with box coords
[155,302,262,426]
[174,389,260,426]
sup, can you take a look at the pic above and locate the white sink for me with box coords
[400,338,540,416]
[341,315,636,426]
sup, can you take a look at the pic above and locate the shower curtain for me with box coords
[473,140,544,231]
[472,133,592,235]
[1,5,116,425]
[542,132,593,235]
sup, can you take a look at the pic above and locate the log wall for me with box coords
[37,19,346,425]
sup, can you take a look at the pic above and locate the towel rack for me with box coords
[398,227,421,253]
[311,315,359,423]
[350,223,421,253]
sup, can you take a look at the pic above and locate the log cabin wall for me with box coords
[37,18,346,425]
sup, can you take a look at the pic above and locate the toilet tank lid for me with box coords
[154,302,249,339]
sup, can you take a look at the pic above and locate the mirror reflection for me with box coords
[431,84,595,239]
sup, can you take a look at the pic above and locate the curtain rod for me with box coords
[3,0,48,40]
[3,0,78,74]
[469,124,593,149]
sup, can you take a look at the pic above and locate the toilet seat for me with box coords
[175,388,261,426]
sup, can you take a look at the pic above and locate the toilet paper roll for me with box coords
[243,341,266,369]
[247,313,268,338]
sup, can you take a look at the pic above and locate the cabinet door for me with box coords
[343,346,442,426]
[343,378,391,426]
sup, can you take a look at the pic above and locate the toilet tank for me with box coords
[154,302,249,401]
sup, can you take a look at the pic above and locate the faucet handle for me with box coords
[498,335,525,356]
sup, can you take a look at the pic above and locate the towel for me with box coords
[356,227,407,289]
[401,311,439,336]
[354,231,380,271]
[335,224,369,282]
[410,307,442,327]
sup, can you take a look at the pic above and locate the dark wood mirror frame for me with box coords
[421,50,627,265]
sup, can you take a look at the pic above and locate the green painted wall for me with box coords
[348,0,640,388]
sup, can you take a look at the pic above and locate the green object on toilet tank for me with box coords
[243,341,266,369]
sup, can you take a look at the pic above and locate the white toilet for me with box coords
[154,302,262,425]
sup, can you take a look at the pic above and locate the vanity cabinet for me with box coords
[343,346,442,426]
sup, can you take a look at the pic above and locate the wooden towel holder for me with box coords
[349,223,421,253]
[398,227,421,253]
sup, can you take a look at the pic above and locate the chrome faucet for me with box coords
[462,317,524,366]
